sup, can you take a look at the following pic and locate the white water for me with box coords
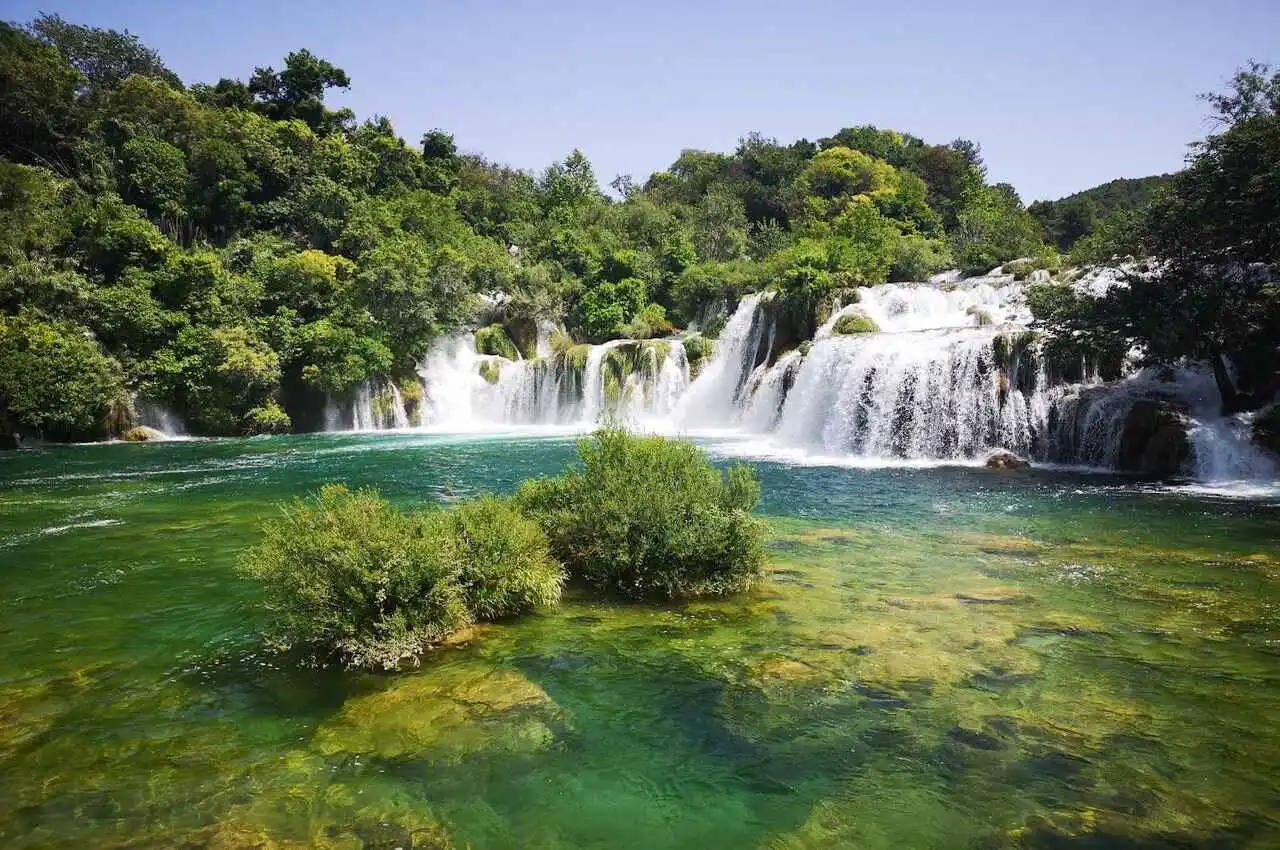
[327,276,1278,489]
[134,400,187,437]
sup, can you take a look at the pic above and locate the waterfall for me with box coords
[581,341,625,425]
[327,277,1277,488]
[134,400,187,437]
[673,293,770,428]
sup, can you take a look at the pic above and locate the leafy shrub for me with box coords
[516,428,765,600]
[831,313,879,335]
[241,484,467,669]
[0,314,124,440]
[244,400,292,434]
[240,484,563,669]
[622,303,675,339]
[474,323,518,359]
[682,333,713,377]
[549,329,574,354]
[447,496,564,620]
[1001,259,1035,279]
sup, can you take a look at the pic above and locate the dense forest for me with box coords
[1028,175,1171,252]
[1,15,1276,443]
[0,14,1056,442]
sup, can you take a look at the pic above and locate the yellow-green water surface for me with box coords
[1,433,1277,848]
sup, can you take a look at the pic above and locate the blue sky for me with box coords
[5,0,1278,200]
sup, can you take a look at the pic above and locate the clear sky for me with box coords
[5,0,1278,201]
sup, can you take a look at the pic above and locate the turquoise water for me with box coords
[1,433,1278,848]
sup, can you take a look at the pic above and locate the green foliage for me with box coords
[239,484,562,669]
[478,360,502,384]
[1002,259,1035,280]
[248,49,353,134]
[447,495,565,621]
[244,400,291,435]
[144,323,281,435]
[474,323,518,359]
[240,484,468,670]
[671,261,759,325]
[831,312,880,335]
[27,13,179,92]
[1036,64,1280,412]
[1029,175,1171,252]
[516,428,765,600]
[0,314,124,439]
[952,184,1043,276]
[889,233,953,282]
[682,333,713,376]
[573,277,647,343]
[622,303,674,339]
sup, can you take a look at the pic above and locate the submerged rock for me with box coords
[984,449,1031,470]
[1117,399,1190,476]
[122,426,167,443]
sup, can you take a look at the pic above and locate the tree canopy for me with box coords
[5,11,1239,441]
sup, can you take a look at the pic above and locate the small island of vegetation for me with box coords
[241,428,766,669]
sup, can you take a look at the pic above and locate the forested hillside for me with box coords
[1028,175,1172,252]
[0,14,1165,441]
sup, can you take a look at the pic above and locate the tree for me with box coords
[0,23,85,174]
[0,314,124,439]
[1034,64,1280,414]
[248,49,353,134]
[420,129,459,193]
[27,13,179,93]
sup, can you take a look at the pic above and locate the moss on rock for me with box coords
[478,360,502,385]
[831,312,880,335]
[474,324,519,360]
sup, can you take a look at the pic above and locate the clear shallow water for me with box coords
[1,433,1278,848]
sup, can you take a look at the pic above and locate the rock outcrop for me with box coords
[122,426,167,443]
[984,449,1031,470]
[1116,400,1190,476]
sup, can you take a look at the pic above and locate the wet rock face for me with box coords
[985,449,1031,470]
[1117,400,1190,476]
[1253,405,1280,456]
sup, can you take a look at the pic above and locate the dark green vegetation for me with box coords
[240,484,563,670]
[2,13,1058,442]
[1030,63,1280,415]
[1,433,1278,848]
[517,428,766,599]
[1028,174,1171,254]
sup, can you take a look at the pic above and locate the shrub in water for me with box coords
[240,484,563,669]
[517,428,766,600]
[448,495,565,620]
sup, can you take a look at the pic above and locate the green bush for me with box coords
[448,496,564,620]
[244,400,292,434]
[1001,259,1034,279]
[831,313,879,335]
[623,303,675,339]
[682,333,713,377]
[240,484,563,669]
[474,323,518,359]
[516,428,766,600]
[0,314,124,440]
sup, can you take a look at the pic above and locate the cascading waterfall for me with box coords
[672,293,771,428]
[328,273,1278,487]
